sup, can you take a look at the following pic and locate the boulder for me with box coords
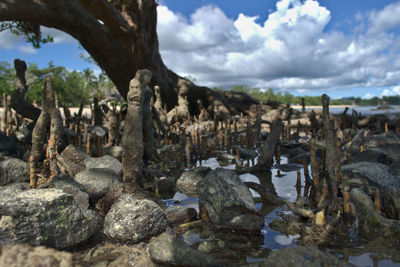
[382,188,400,220]
[350,188,400,239]
[0,243,73,267]
[0,132,24,158]
[176,166,211,197]
[365,132,400,149]
[102,145,124,161]
[0,188,102,249]
[57,145,87,177]
[103,194,168,243]
[260,246,353,267]
[165,206,197,225]
[0,158,29,186]
[370,144,400,163]
[149,233,221,267]
[341,162,400,192]
[351,150,387,164]
[74,168,120,200]
[83,155,123,176]
[44,174,89,211]
[197,168,264,232]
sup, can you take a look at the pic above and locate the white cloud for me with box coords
[157,0,400,92]
[0,25,76,53]
[363,92,376,99]
[368,2,400,34]
[381,86,400,97]
[18,45,37,54]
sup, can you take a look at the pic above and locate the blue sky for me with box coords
[1,0,400,99]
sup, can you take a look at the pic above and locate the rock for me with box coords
[149,233,221,267]
[0,243,73,267]
[0,157,29,186]
[197,168,264,232]
[44,174,89,211]
[216,152,236,163]
[234,146,258,160]
[351,150,387,164]
[156,177,176,198]
[84,155,123,176]
[165,206,197,225]
[57,145,87,177]
[365,132,400,149]
[0,132,24,158]
[260,246,353,267]
[383,188,400,220]
[390,160,400,178]
[350,188,400,239]
[277,163,303,172]
[176,166,211,197]
[0,188,102,249]
[102,145,124,161]
[341,162,400,191]
[74,168,121,200]
[370,144,400,163]
[103,194,168,243]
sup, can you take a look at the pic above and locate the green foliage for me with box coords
[0,62,15,97]
[214,84,400,106]
[0,22,53,48]
[0,61,116,107]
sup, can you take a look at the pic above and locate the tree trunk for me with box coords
[12,59,41,121]
[0,0,256,118]
[122,70,149,184]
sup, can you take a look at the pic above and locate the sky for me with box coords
[1,0,400,99]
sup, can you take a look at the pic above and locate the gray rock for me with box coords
[365,132,400,149]
[102,145,124,161]
[277,163,303,172]
[84,155,123,176]
[0,158,29,186]
[341,162,400,191]
[234,146,258,160]
[57,145,87,177]
[149,233,221,267]
[370,144,400,163]
[176,166,211,197]
[0,243,73,267]
[350,188,400,239]
[260,246,353,267]
[0,132,24,158]
[0,188,102,249]
[351,150,387,164]
[45,174,89,211]
[165,206,197,225]
[74,168,120,199]
[383,188,400,220]
[103,194,168,243]
[197,168,264,232]
[216,152,236,163]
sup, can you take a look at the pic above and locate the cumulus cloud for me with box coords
[0,26,76,53]
[157,0,400,93]
[381,86,400,97]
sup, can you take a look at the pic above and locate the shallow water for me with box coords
[163,154,400,266]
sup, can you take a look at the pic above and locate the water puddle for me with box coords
[163,155,400,266]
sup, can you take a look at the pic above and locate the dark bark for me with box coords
[322,94,338,213]
[0,0,256,118]
[29,76,54,187]
[122,70,149,184]
[255,119,283,170]
[11,59,41,121]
